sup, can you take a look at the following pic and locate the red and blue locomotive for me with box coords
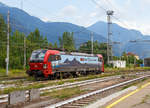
[26,49,104,79]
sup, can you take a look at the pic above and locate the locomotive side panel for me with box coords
[51,54,102,73]
[27,49,104,79]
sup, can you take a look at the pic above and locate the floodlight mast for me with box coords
[107,10,114,64]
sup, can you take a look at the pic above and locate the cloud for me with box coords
[41,0,150,35]
[41,17,50,22]
[55,5,99,26]
[60,5,78,16]
[95,0,150,35]
[142,0,150,4]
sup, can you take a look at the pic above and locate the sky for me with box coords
[0,0,150,35]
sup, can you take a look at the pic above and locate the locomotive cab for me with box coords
[26,49,60,78]
[27,50,47,77]
[97,54,104,72]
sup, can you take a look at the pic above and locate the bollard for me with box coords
[29,89,40,101]
[8,91,26,105]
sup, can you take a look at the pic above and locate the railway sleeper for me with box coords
[60,106,79,108]
[71,103,85,106]
[65,104,83,107]
[77,101,90,104]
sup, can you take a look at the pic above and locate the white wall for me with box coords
[110,60,126,68]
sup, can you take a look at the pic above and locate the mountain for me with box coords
[0,2,106,45]
[0,2,150,58]
[87,21,144,43]
[88,21,150,58]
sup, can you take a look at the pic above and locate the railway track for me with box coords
[0,75,122,104]
[0,70,149,87]
[0,69,149,82]
[0,76,26,81]
[39,71,148,92]
[0,72,149,105]
[45,75,150,108]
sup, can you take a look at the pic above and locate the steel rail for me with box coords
[0,72,149,105]
[39,75,121,91]
[0,75,121,104]
[45,75,150,108]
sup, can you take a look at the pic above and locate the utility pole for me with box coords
[118,32,121,60]
[21,0,26,69]
[91,32,94,54]
[134,56,136,67]
[62,40,64,51]
[24,37,26,69]
[143,58,144,67]
[107,10,114,64]
[6,10,10,76]
[142,52,145,67]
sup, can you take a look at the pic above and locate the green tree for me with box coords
[79,41,107,62]
[0,14,50,70]
[0,15,7,69]
[53,42,58,48]
[9,30,25,69]
[59,32,75,51]
[48,42,53,48]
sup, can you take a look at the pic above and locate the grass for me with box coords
[26,76,36,81]
[141,95,150,104]
[0,78,26,85]
[0,66,150,95]
[0,66,149,79]
[0,70,140,94]
[42,87,86,99]
[105,67,150,73]
[8,69,27,77]
[0,72,121,95]
[0,69,27,80]
[122,78,148,90]
[0,69,6,76]
[0,83,47,94]
[122,82,137,90]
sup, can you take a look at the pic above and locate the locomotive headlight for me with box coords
[43,64,47,69]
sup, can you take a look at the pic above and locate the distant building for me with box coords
[109,60,126,68]
[126,52,139,60]
[144,58,150,67]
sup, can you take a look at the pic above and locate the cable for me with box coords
[111,16,142,41]
[105,0,120,14]
[92,0,143,42]
[91,0,107,12]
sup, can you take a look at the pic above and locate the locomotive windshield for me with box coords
[48,55,61,61]
[30,50,47,62]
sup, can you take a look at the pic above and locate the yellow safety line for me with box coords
[106,82,150,108]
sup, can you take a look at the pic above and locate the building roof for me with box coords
[127,52,137,56]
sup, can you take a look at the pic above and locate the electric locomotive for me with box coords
[26,49,104,79]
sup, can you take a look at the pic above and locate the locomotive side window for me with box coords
[56,55,61,60]
[98,58,103,62]
[48,55,61,61]
[48,55,54,61]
